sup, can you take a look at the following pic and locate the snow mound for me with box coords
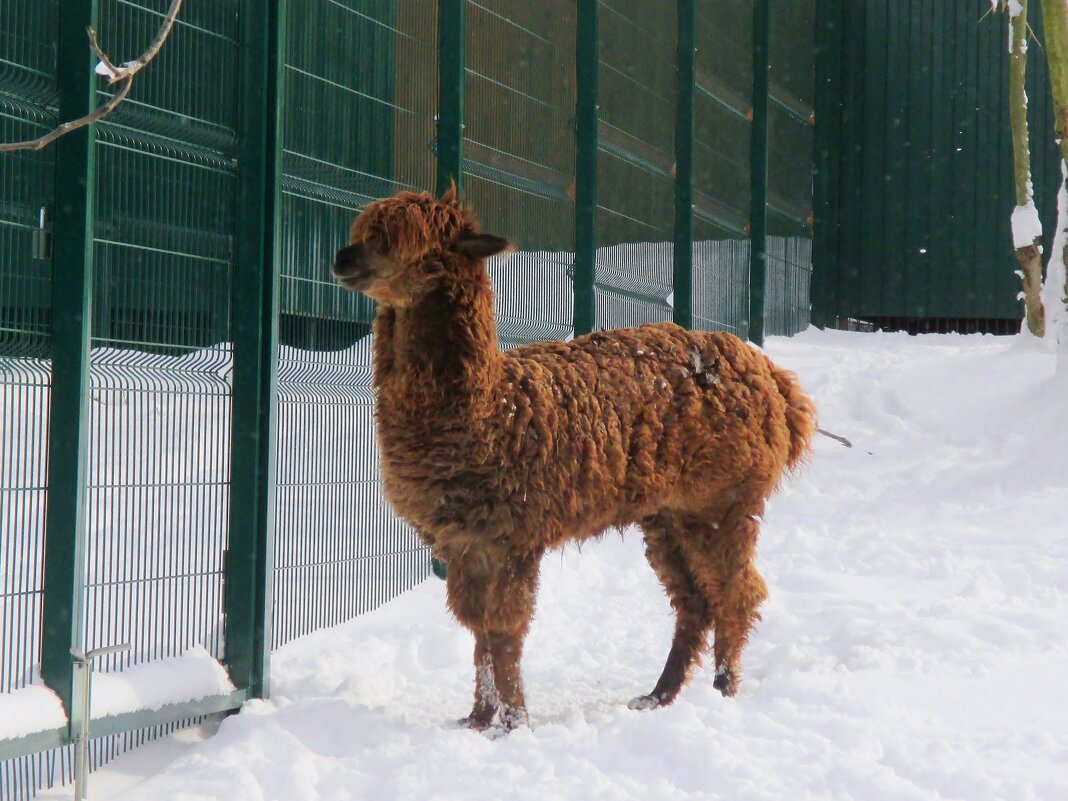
[92,646,235,719]
[0,684,66,740]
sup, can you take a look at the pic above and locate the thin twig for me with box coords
[97,0,184,83]
[817,428,853,448]
[1027,22,1045,51]
[87,27,122,80]
[984,0,1044,49]
[0,0,183,153]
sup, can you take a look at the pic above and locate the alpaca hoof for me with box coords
[454,713,495,731]
[713,666,737,697]
[497,705,529,731]
[627,694,661,711]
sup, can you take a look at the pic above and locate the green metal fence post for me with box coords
[673,0,696,330]
[437,0,465,197]
[748,0,771,346]
[41,0,99,725]
[432,0,464,583]
[811,0,842,328]
[574,0,598,337]
[225,0,284,699]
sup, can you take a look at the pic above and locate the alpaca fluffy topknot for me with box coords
[349,184,476,264]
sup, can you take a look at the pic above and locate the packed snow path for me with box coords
[83,329,1068,801]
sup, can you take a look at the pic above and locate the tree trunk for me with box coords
[1009,0,1046,336]
[1038,0,1068,346]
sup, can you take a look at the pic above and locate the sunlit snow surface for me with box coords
[70,329,1068,801]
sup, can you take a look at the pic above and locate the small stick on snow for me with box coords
[817,428,853,448]
[0,0,183,153]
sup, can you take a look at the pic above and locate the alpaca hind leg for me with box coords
[711,555,767,697]
[630,516,715,710]
[694,509,768,698]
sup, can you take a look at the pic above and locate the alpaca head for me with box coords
[332,185,511,306]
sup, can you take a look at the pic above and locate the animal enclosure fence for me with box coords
[0,1,814,798]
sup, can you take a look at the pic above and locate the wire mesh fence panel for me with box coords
[463,0,577,348]
[79,0,239,784]
[271,0,437,648]
[765,0,814,336]
[85,0,238,660]
[691,0,751,336]
[0,1,59,798]
[594,0,677,332]
[764,235,812,336]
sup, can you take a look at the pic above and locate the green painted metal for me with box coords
[673,0,696,330]
[40,0,98,723]
[0,728,66,763]
[0,9,59,755]
[225,0,283,700]
[431,557,448,580]
[762,0,815,337]
[0,690,247,762]
[747,0,770,345]
[460,0,576,347]
[811,0,841,328]
[573,0,597,337]
[690,0,751,336]
[814,0,1060,324]
[269,1,433,653]
[275,0,393,352]
[88,689,247,739]
[437,0,465,197]
[593,1,677,331]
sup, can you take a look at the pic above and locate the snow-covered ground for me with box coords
[55,328,1068,801]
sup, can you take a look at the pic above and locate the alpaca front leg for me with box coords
[482,551,541,730]
[457,633,498,730]
[486,630,529,730]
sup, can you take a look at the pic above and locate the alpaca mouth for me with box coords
[335,273,372,292]
[332,246,373,292]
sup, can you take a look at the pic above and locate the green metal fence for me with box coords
[812,0,1062,328]
[0,2,814,797]
[271,0,438,650]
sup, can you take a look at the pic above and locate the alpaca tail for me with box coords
[771,364,817,471]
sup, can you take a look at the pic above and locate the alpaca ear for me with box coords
[439,180,458,205]
[452,232,512,260]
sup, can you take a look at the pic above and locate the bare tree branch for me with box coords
[87,27,123,81]
[0,78,135,154]
[0,0,184,153]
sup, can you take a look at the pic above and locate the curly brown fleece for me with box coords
[332,187,817,731]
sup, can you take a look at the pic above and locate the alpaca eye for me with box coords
[363,235,382,250]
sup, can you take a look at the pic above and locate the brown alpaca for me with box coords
[332,187,816,731]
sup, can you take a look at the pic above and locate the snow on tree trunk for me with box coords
[1038,0,1068,364]
[1042,165,1068,355]
[1008,0,1046,337]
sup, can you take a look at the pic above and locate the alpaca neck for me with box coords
[373,269,502,415]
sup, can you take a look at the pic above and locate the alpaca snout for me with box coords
[332,244,371,290]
